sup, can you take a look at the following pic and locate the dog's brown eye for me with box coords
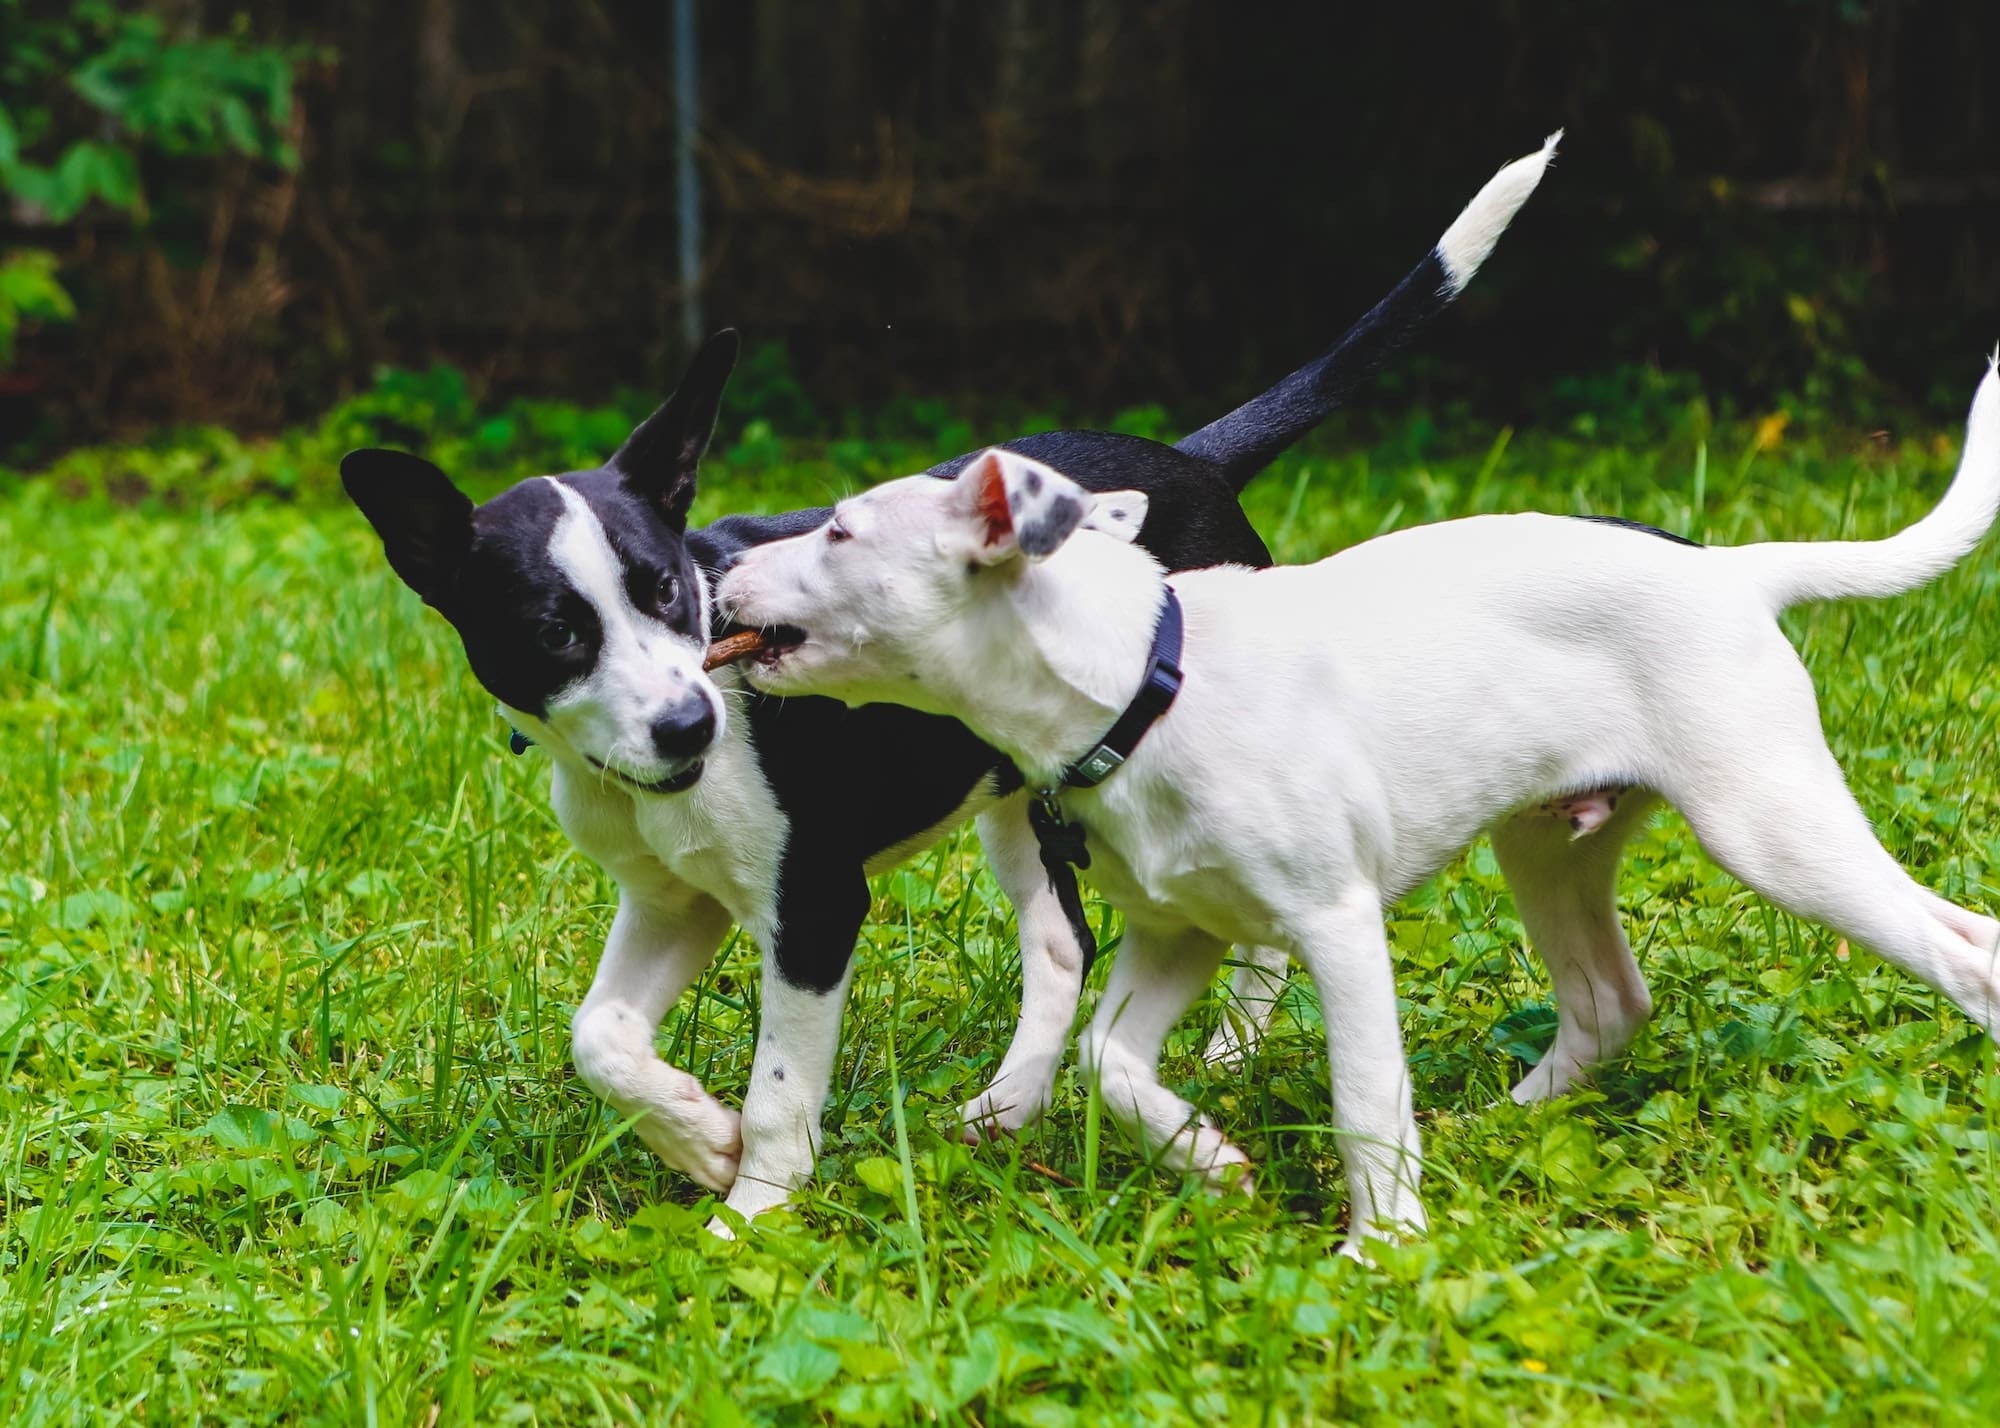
[656,574,680,609]
[826,519,851,544]
[540,620,578,652]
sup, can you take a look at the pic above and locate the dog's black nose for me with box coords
[650,693,717,762]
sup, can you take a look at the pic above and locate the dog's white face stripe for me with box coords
[536,478,721,782]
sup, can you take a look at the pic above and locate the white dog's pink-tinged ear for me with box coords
[1081,489,1147,543]
[958,449,1094,563]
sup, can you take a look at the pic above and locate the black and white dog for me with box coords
[341,137,1556,1226]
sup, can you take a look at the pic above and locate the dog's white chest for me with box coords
[550,727,788,942]
[634,769,787,933]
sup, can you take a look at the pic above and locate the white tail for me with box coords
[1725,358,2000,610]
[1436,130,1562,294]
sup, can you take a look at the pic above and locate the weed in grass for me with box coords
[2,415,2000,1422]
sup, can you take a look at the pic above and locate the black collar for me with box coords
[1056,586,1184,788]
[1026,585,1183,873]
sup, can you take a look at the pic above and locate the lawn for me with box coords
[4,402,1999,1424]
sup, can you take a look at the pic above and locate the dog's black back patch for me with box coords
[1573,515,1704,548]
[927,431,1273,570]
[694,507,833,583]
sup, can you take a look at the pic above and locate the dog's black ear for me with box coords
[610,328,740,530]
[340,449,475,608]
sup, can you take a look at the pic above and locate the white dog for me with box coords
[717,362,2000,1252]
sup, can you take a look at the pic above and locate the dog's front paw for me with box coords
[661,1124,741,1194]
[637,1088,743,1192]
[959,1074,1051,1144]
[711,1171,792,1236]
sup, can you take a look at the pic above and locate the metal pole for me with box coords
[672,0,703,352]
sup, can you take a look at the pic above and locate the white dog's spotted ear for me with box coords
[958,449,1095,563]
[1081,489,1147,543]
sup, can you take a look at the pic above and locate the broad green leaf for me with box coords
[753,1337,841,1402]
[854,1155,902,1198]
[287,1083,344,1113]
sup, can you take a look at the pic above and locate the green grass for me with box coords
[5,408,2000,1424]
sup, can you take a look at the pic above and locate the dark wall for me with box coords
[9,0,1999,447]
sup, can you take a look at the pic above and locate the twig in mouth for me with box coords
[703,629,768,671]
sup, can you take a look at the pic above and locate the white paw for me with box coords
[715,1171,793,1231]
[959,1072,1052,1144]
[1201,1024,1251,1071]
[1344,1198,1426,1255]
[636,1092,742,1192]
[1508,1054,1580,1105]
[1192,1125,1255,1195]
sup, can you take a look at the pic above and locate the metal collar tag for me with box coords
[1058,587,1183,790]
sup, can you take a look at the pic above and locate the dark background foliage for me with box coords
[3,0,1997,461]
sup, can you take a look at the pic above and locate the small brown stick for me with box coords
[703,629,768,671]
[1024,1159,1077,1188]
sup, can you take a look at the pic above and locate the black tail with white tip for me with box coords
[1175,132,1562,491]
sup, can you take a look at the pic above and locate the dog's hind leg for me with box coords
[571,886,740,1191]
[961,798,1091,1141]
[1294,891,1426,1255]
[1202,944,1292,1069]
[1917,886,2000,954]
[1490,792,1661,1103]
[1668,738,2000,1036]
[1079,921,1249,1185]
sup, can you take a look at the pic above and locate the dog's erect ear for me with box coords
[956,449,1127,564]
[1080,489,1148,544]
[340,449,475,607]
[610,328,740,530]
[957,449,1093,564]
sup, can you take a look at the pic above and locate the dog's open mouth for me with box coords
[754,625,807,668]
